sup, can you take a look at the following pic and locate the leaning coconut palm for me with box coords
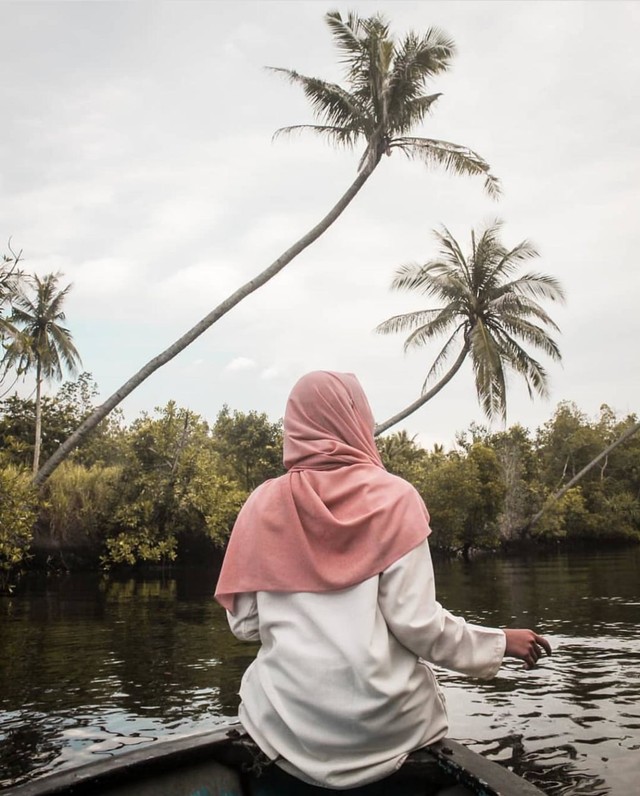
[374,222,564,435]
[35,10,499,486]
[3,273,81,473]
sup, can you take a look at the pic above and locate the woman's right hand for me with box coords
[503,628,552,669]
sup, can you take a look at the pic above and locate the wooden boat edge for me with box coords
[427,740,545,795]
[0,723,243,796]
[1,719,546,796]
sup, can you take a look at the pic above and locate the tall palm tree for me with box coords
[34,10,499,486]
[3,273,81,473]
[374,222,565,435]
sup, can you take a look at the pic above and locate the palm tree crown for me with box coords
[271,11,500,195]
[6,272,81,382]
[376,222,565,431]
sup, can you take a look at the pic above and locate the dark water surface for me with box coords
[1,548,639,794]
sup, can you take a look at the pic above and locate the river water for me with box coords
[1,548,639,794]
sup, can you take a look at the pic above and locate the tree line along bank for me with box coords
[1,372,638,590]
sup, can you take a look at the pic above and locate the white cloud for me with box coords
[225,357,257,372]
[151,261,242,316]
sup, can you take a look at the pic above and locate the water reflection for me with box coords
[1,548,639,794]
[0,569,248,788]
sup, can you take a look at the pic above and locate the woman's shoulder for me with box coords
[378,467,421,496]
[244,474,289,503]
[366,467,427,512]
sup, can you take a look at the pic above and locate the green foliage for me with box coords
[377,430,429,488]
[212,405,283,491]
[420,453,478,552]
[417,443,504,553]
[0,464,37,582]
[490,425,539,541]
[599,492,640,540]
[536,402,603,486]
[529,486,588,540]
[53,373,129,467]
[102,402,249,566]
[1,374,637,568]
[0,394,35,464]
[42,461,123,550]
[103,530,177,567]
[0,373,121,468]
[533,403,640,542]
[595,410,640,497]
[466,443,506,537]
[179,446,247,547]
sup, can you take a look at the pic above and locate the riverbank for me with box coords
[4,533,638,597]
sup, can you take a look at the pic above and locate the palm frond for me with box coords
[470,222,507,289]
[494,272,566,304]
[484,240,540,287]
[403,308,463,352]
[375,306,448,335]
[492,329,550,399]
[421,324,466,391]
[268,68,372,136]
[49,324,81,371]
[390,261,470,304]
[431,226,471,280]
[495,314,562,360]
[8,305,34,325]
[390,28,455,87]
[488,294,561,332]
[273,123,363,149]
[392,137,502,198]
[386,26,454,129]
[386,92,443,137]
[469,319,507,419]
[325,11,368,66]
[325,11,390,90]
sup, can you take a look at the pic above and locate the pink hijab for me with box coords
[215,371,431,612]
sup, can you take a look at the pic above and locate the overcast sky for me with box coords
[2,0,639,448]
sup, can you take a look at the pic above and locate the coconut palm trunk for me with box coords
[34,158,379,485]
[33,11,500,486]
[374,345,468,436]
[33,358,43,475]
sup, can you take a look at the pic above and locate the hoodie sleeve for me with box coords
[226,591,261,642]
[378,540,505,679]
